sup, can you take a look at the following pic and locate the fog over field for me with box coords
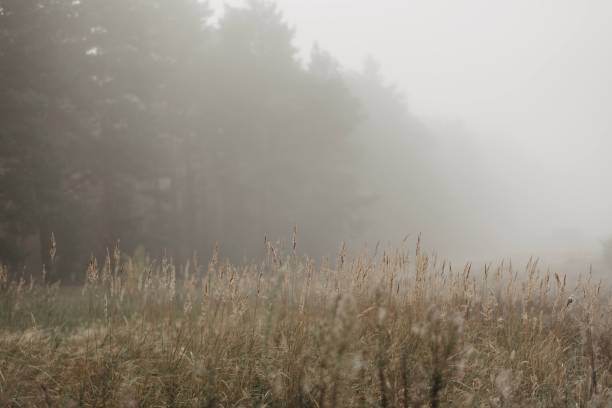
[4,2,612,406]
[1,0,611,277]
[214,0,612,266]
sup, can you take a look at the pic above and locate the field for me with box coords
[1,241,611,407]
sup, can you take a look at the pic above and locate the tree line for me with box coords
[1,0,488,279]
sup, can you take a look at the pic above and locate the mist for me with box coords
[1,0,611,280]
[215,0,612,267]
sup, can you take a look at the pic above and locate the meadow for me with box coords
[1,238,611,407]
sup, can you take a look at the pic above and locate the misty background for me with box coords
[1,0,611,280]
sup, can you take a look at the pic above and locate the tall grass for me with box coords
[1,239,611,407]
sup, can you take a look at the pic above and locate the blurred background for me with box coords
[1,0,611,280]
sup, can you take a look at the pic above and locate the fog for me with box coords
[214,0,612,265]
[1,0,611,278]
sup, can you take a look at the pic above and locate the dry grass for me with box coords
[1,240,612,407]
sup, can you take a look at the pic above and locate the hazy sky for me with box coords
[211,0,612,260]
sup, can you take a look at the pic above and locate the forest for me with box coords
[0,0,500,279]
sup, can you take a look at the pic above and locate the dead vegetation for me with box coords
[1,238,611,407]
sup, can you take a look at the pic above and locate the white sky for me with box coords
[210,0,612,259]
